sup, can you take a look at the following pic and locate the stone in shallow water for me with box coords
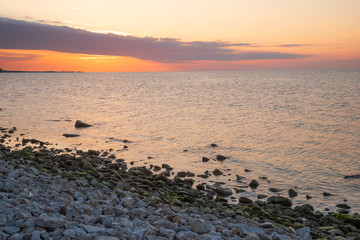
[62,134,80,138]
[75,120,92,128]
[216,155,227,161]
[239,197,253,204]
[267,196,292,207]
[177,171,187,178]
[213,169,223,176]
[249,180,259,189]
[288,188,298,198]
[336,203,351,209]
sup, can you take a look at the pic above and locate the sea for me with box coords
[1,69,359,213]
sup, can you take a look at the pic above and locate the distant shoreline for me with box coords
[0,70,83,73]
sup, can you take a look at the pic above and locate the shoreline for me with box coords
[1,126,360,239]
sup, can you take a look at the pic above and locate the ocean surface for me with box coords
[1,69,359,213]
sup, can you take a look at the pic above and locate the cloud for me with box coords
[0,17,309,63]
[0,51,41,61]
[278,44,308,48]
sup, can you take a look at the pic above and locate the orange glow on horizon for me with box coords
[0,49,359,72]
[0,49,173,72]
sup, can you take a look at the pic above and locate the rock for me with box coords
[249,180,259,189]
[214,187,232,196]
[154,173,169,182]
[122,198,136,209]
[240,223,265,235]
[259,222,275,228]
[35,215,66,230]
[3,226,21,234]
[288,189,298,198]
[213,169,223,176]
[336,203,351,209]
[75,120,92,128]
[235,188,246,193]
[328,228,344,236]
[244,233,260,240]
[94,237,120,240]
[267,196,292,207]
[216,155,227,161]
[59,206,67,215]
[239,197,253,204]
[323,192,334,197]
[294,204,314,214]
[153,165,161,172]
[161,163,173,169]
[344,174,360,179]
[81,224,107,234]
[296,227,311,240]
[236,175,244,182]
[190,220,209,234]
[269,187,281,193]
[177,171,187,178]
[62,133,80,138]
[8,233,25,240]
[88,150,100,156]
[31,230,41,240]
[202,157,210,162]
[210,143,218,147]
[3,220,20,234]
[257,194,267,199]
[63,228,87,238]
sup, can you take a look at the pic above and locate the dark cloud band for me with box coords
[0,18,308,63]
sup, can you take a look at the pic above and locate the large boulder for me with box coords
[75,120,92,128]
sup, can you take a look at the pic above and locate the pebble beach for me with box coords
[1,125,360,240]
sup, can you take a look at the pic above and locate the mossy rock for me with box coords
[249,179,259,189]
[35,156,44,164]
[64,160,73,166]
[76,171,87,176]
[49,167,58,174]
[215,196,228,204]
[330,213,360,228]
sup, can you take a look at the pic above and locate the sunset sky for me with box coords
[1,0,359,72]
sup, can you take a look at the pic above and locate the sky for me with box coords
[0,0,359,72]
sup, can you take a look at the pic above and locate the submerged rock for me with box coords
[336,203,351,209]
[62,134,80,138]
[344,174,360,179]
[75,120,92,128]
[249,180,259,189]
[202,157,210,162]
[216,155,227,161]
[288,188,298,198]
[212,169,223,176]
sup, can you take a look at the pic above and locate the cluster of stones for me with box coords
[1,127,360,239]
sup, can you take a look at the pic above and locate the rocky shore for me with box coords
[1,127,360,239]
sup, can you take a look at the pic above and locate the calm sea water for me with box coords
[1,69,359,212]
